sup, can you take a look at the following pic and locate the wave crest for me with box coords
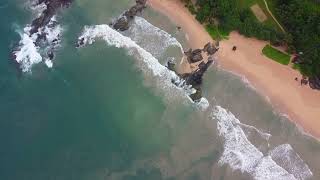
[77,24,208,109]
[211,106,308,180]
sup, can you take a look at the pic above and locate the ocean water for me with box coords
[0,0,320,180]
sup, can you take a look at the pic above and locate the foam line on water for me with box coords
[125,16,184,59]
[238,123,271,141]
[77,24,208,110]
[212,106,298,180]
[269,144,313,180]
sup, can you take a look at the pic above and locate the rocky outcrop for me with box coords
[181,60,214,88]
[177,42,219,100]
[309,76,320,90]
[181,59,214,101]
[184,48,203,63]
[30,0,72,35]
[203,42,219,55]
[166,58,176,72]
[111,0,147,31]
[11,0,73,72]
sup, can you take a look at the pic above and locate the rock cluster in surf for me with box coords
[29,0,72,35]
[111,0,147,31]
[169,42,220,101]
[11,0,72,72]
[77,0,148,48]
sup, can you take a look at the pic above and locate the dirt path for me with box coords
[262,0,286,32]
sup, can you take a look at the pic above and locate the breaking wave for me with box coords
[211,106,313,180]
[13,3,63,72]
[123,16,183,61]
[269,144,313,180]
[77,24,208,109]
[14,26,43,72]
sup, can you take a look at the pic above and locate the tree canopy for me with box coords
[186,0,320,77]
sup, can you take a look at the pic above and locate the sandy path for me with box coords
[148,0,320,139]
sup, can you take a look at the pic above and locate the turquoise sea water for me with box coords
[1,0,320,179]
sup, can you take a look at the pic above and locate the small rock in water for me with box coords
[166,58,176,72]
[111,0,147,31]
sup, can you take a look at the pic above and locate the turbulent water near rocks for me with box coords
[1,0,320,180]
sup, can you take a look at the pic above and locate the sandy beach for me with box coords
[148,0,320,139]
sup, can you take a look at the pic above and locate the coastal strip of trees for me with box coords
[182,0,320,87]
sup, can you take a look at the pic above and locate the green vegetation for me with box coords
[182,0,197,14]
[237,0,282,31]
[206,25,229,40]
[262,45,290,65]
[182,0,320,78]
[192,0,285,45]
[273,0,320,76]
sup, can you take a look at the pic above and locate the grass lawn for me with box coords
[262,45,291,65]
[206,25,229,40]
[237,0,281,31]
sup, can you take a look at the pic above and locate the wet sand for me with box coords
[148,0,320,139]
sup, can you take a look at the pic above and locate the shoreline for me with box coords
[148,0,320,139]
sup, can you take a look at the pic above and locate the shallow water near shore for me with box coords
[1,0,320,180]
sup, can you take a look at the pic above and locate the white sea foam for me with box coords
[14,26,42,72]
[44,59,53,68]
[239,123,271,141]
[14,15,62,72]
[124,16,183,59]
[269,144,313,180]
[194,97,209,111]
[212,106,297,180]
[77,24,208,109]
[43,20,62,44]
[29,1,47,17]
[253,156,296,180]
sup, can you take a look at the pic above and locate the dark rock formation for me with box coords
[76,37,85,48]
[309,76,320,89]
[203,42,218,55]
[47,50,54,60]
[30,0,72,35]
[182,60,214,87]
[184,48,203,63]
[166,58,176,72]
[180,59,214,101]
[111,0,147,31]
[113,16,130,31]
[11,0,73,72]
